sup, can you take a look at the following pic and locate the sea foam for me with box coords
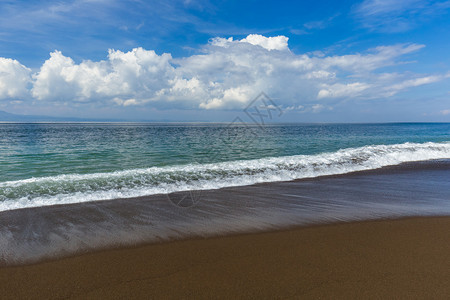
[1,141,449,211]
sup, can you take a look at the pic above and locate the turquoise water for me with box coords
[0,123,449,211]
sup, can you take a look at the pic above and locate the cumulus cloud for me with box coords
[32,48,174,103]
[240,34,289,51]
[0,58,31,100]
[210,35,290,51]
[0,34,447,111]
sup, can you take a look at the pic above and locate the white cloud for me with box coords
[209,34,290,51]
[32,48,175,103]
[285,105,305,111]
[320,44,424,72]
[440,109,450,115]
[1,34,447,111]
[318,82,371,99]
[354,0,450,32]
[305,70,335,79]
[311,104,325,113]
[209,37,234,48]
[0,58,31,100]
[387,75,443,92]
[32,51,80,101]
[356,0,423,16]
[240,34,289,51]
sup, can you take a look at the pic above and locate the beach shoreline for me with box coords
[1,216,449,298]
[1,159,450,267]
[0,160,449,297]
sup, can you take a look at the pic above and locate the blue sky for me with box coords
[0,0,449,122]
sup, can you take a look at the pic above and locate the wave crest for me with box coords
[1,141,449,211]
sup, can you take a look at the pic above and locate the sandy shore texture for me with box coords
[1,216,449,299]
[2,160,450,267]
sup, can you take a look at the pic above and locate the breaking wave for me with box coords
[1,141,449,211]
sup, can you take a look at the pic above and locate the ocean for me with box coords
[1,123,450,264]
[1,122,450,211]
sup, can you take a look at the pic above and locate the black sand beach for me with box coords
[0,160,449,298]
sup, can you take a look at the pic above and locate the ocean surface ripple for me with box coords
[0,141,449,211]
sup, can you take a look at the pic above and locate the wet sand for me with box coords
[1,217,450,299]
[0,160,449,298]
[1,160,450,266]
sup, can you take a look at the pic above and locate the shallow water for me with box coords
[1,123,449,211]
